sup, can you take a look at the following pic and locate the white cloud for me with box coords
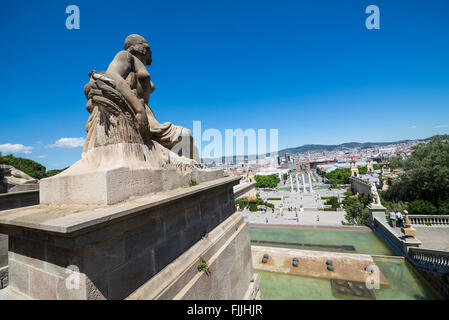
[48,137,85,148]
[408,125,417,129]
[435,124,449,128]
[36,155,46,159]
[0,143,33,154]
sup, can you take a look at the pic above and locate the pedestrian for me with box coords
[389,211,397,227]
[317,215,320,222]
[396,212,404,228]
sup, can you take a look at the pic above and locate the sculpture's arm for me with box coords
[104,51,149,133]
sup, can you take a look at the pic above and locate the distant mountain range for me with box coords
[277,138,431,157]
[202,135,447,163]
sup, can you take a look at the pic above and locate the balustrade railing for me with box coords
[409,247,449,274]
[408,215,449,226]
[373,217,405,255]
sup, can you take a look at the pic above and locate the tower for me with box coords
[366,159,374,173]
[350,158,359,177]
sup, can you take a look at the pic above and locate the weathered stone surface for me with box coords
[0,165,38,194]
[0,190,39,211]
[7,259,29,296]
[0,176,251,300]
[107,250,155,299]
[29,267,57,299]
[38,34,225,206]
[0,266,8,289]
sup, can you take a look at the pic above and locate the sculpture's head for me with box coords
[125,34,152,65]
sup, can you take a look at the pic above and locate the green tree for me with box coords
[324,197,339,209]
[384,135,449,214]
[46,167,68,177]
[0,154,46,179]
[342,197,370,225]
[326,168,351,186]
[358,166,367,175]
[389,157,403,169]
[407,199,438,215]
[254,174,280,188]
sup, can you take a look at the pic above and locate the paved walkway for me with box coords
[414,226,449,251]
[392,225,449,251]
[242,188,348,227]
[242,209,346,227]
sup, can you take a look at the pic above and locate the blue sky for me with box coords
[0,0,448,169]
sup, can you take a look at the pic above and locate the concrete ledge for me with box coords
[0,176,240,235]
[0,266,7,289]
[0,190,39,212]
[252,246,389,285]
[0,176,248,300]
[127,211,255,300]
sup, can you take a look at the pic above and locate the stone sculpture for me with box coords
[370,182,381,205]
[40,34,222,205]
[0,165,38,193]
[83,34,198,160]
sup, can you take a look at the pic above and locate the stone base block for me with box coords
[401,227,417,238]
[0,176,251,300]
[40,167,223,205]
[128,211,255,300]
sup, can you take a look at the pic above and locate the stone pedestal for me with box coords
[369,203,387,225]
[39,143,223,205]
[401,227,417,238]
[0,176,257,300]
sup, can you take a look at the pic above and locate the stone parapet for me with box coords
[0,176,254,300]
[0,190,39,212]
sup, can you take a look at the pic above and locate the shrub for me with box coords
[0,155,46,179]
[407,199,438,215]
[254,174,280,188]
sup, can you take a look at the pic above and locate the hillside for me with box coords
[277,137,431,157]
[0,154,67,179]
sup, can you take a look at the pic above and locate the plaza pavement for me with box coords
[392,225,449,251]
[242,188,347,227]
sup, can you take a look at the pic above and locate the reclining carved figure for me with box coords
[83,34,198,161]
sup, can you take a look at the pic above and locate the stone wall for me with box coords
[350,176,371,195]
[0,266,7,289]
[0,190,40,289]
[128,211,255,299]
[0,177,253,300]
[409,262,449,299]
[0,190,39,211]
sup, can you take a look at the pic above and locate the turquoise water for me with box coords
[256,258,441,300]
[249,226,395,255]
[373,257,441,300]
[250,226,441,300]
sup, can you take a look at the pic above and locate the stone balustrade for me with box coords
[408,215,449,226]
[373,217,407,255]
[234,181,256,199]
[409,248,449,274]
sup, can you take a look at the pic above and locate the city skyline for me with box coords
[1,0,449,169]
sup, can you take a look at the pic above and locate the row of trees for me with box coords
[325,168,351,186]
[342,193,373,225]
[324,165,382,187]
[342,136,449,225]
[382,135,449,215]
[235,197,274,211]
[254,174,280,188]
[0,154,67,179]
